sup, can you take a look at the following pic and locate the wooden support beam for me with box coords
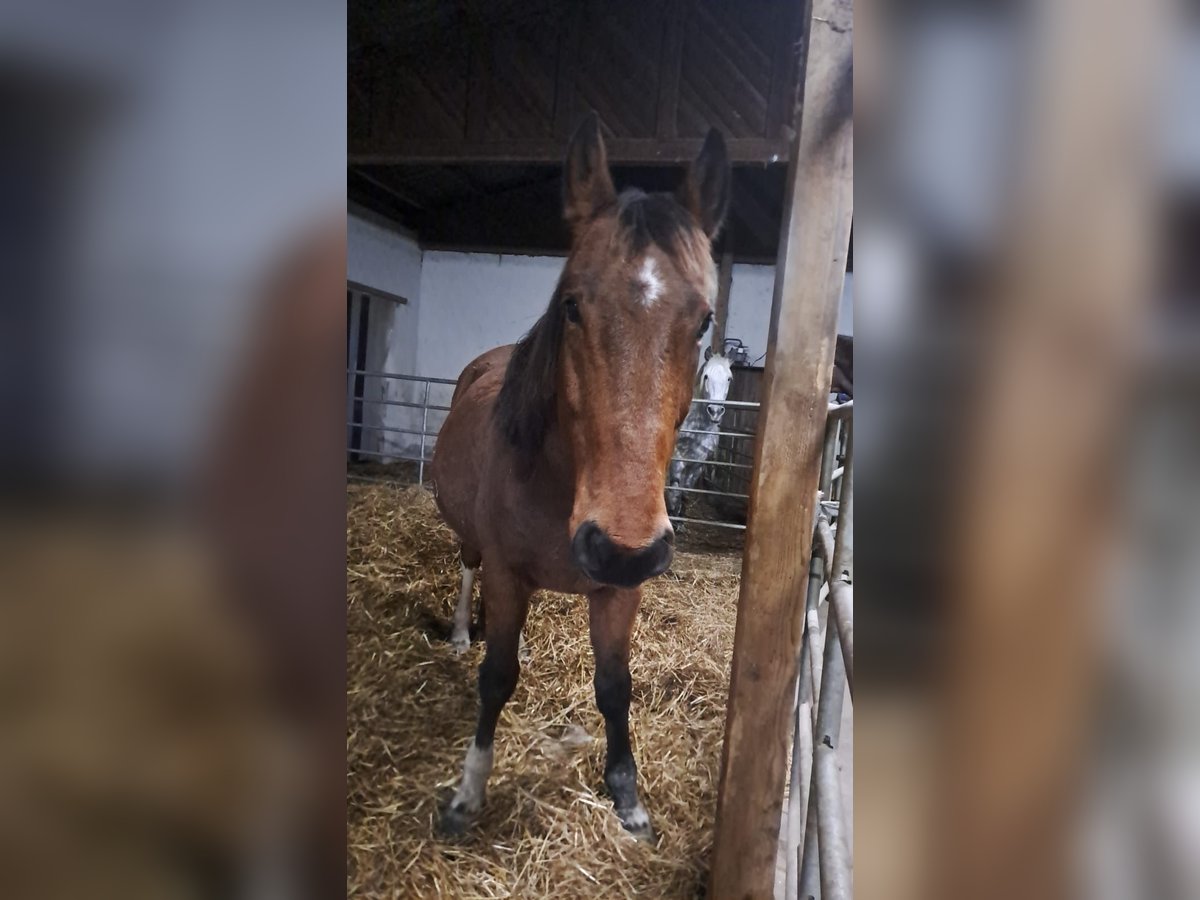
[349,137,791,166]
[712,242,734,356]
[707,0,853,896]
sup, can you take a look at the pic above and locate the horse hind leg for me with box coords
[450,546,482,653]
[440,563,530,836]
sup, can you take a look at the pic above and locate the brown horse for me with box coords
[429,114,729,841]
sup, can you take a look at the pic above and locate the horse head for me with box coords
[496,113,730,587]
[699,354,733,423]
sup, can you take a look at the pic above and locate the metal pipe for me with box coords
[786,695,814,899]
[351,396,453,412]
[819,418,839,497]
[687,397,761,409]
[786,518,829,896]
[675,427,757,440]
[346,447,434,463]
[831,426,853,584]
[815,516,836,569]
[665,484,750,500]
[346,294,363,452]
[805,606,823,732]
[798,740,822,900]
[666,515,746,531]
[347,422,440,438]
[669,456,753,470]
[346,369,458,385]
[419,381,430,484]
[829,580,854,698]
[814,622,851,900]
[826,399,853,420]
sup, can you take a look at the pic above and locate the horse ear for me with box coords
[704,346,713,361]
[563,113,616,230]
[680,128,731,238]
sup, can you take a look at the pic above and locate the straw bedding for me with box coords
[347,482,742,898]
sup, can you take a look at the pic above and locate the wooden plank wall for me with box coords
[350,0,804,164]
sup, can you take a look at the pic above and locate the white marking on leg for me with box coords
[451,563,475,653]
[449,741,494,813]
[620,802,651,831]
[518,629,530,663]
[638,257,663,307]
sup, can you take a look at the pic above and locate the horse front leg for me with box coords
[439,562,530,836]
[588,585,654,843]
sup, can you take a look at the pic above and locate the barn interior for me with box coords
[346,2,853,896]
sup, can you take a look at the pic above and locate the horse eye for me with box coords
[563,295,581,324]
[697,312,713,340]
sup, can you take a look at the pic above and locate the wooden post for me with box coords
[711,242,734,357]
[708,0,853,896]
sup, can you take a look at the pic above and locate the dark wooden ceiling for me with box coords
[349,0,805,260]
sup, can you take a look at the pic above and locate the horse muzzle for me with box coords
[571,520,674,587]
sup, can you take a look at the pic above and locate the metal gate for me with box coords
[783,401,854,899]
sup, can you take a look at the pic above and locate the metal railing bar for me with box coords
[827,399,853,420]
[814,621,852,900]
[350,396,453,412]
[829,580,854,698]
[347,422,440,438]
[346,369,458,385]
[831,427,854,583]
[786,691,814,900]
[346,448,431,463]
[805,607,824,733]
[676,427,756,439]
[666,515,746,531]
[689,397,761,409]
[666,485,751,500]
[348,473,416,486]
[670,456,753,470]
[419,381,430,483]
[819,418,840,498]
[815,516,836,571]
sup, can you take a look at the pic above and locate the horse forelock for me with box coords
[615,190,711,283]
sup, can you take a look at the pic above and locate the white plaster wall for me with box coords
[415,252,565,379]
[408,252,565,456]
[347,212,423,457]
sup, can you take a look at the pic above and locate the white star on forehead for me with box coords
[637,256,664,307]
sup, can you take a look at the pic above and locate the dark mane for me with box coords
[494,288,566,456]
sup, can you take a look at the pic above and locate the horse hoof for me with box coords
[450,631,470,654]
[438,803,475,837]
[617,805,657,845]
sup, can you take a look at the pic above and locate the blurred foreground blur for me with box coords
[857,0,1198,898]
[0,2,345,898]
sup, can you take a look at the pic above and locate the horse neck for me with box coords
[681,405,714,432]
[535,419,576,480]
